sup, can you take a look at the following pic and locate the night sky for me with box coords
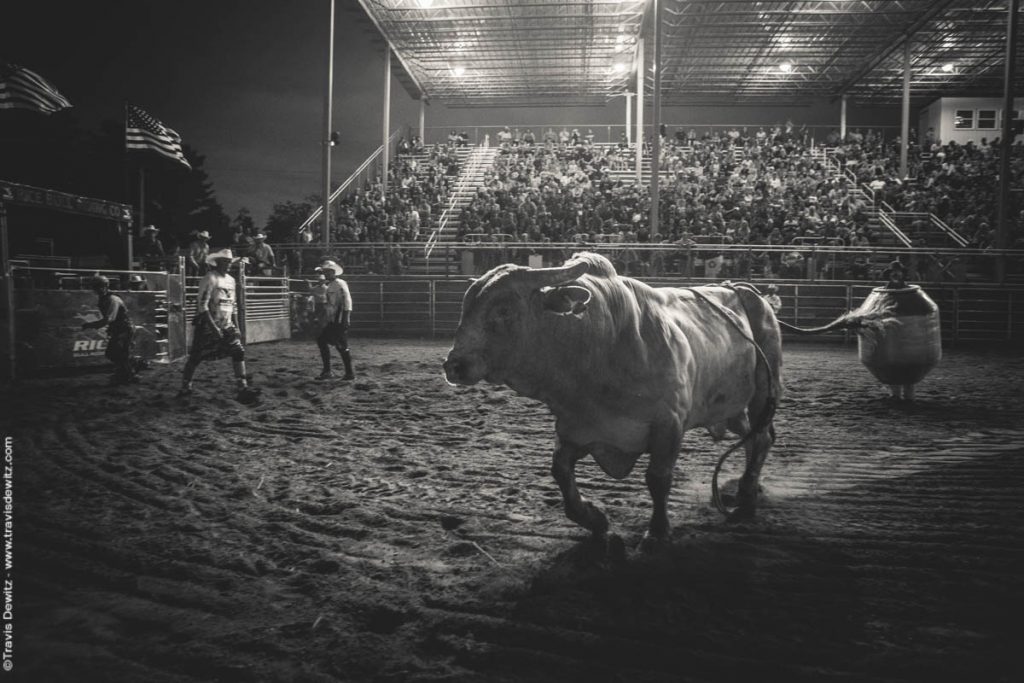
[3,0,423,225]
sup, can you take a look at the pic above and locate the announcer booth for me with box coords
[0,180,187,380]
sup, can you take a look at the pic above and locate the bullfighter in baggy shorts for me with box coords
[178,249,261,402]
[315,260,355,380]
[81,274,138,385]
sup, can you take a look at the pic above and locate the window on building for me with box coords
[977,110,997,129]
[953,110,974,129]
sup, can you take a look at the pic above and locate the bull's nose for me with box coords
[443,357,463,383]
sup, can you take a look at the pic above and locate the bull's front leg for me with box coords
[551,441,608,537]
[641,427,683,552]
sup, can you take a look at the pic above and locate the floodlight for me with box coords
[417,0,434,8]
[452,65,466,77]
[779,61,793,73]
[941,62,955,73]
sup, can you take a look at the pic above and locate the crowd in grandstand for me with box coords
[281,121,1024,281]
[303,140,458,249]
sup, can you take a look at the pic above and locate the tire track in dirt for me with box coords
[13,341,1024,682]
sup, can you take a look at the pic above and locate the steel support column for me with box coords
[635,37,644,184]
[418,98,426,143]
[650,0,661,238]
[625,93,632,145]
[899,41,911,179]
[997,0,1020,283]
[322,0,335,248]
[840,94,847,141]
[382,48,392,200]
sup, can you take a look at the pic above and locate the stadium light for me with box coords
[451,65,466,77]
[417,0,434,8]
[612,62,627,73]
[779,61,793,73]
[941,62,955,73]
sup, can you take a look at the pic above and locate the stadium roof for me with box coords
[353,0,1022,107]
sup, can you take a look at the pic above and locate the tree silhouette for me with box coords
[264,195,317,243]
[0,110,230,261]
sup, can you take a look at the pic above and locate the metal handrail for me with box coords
[425,147,497,258]
[296,129,403,238]
[876,211,914,248]
[930,213,970,248]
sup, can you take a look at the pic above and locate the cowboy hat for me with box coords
[206,248,238,265]
[129,273,146,283]
[196,230,211,240]
[89,273,110,289]
[253,233,267,240]
[142,224,159,234]
[316,260,343,274]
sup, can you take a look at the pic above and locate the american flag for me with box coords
[125,103,192,170]
[0,62,72,114]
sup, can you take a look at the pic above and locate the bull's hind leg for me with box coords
[726,412,775,522]
[551,441,608,537]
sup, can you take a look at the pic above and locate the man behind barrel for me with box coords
[315,260,354,381]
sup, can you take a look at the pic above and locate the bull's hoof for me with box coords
[638,530,671,554]
[605,533,627,565]
[726,505,756,524]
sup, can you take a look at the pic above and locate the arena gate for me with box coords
[0,181,168,379]
[184,269,290,350]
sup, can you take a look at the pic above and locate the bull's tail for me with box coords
[778,297,899,336]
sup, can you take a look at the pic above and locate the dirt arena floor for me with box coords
[7,338,1024,682]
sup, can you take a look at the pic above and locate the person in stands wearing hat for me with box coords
[81,274,138,385]
[178,249,260,402]
[762,283,782,314]
[187,230,211,276]
[248,233,276,276]
[315,260,354,380]
[138,225,165,269]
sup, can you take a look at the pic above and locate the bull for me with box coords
[443,252,782,548]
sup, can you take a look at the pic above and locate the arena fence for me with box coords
[7,266,185,374]
[300,277,1024,346]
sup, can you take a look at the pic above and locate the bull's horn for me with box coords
[512,260,589,289]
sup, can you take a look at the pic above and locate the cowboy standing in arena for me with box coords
[178,249,260,402]
[81,274,138,385]
[315,260,355,380]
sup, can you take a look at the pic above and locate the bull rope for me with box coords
[687,283,780,516]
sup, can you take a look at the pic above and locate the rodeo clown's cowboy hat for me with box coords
[206,248,244,265]
[315,261,343,275]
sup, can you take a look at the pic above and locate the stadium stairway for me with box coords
[407,146,500,275]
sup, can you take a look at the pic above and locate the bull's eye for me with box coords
[486,302,514,333]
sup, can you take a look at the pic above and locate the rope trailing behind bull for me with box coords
[687,282,779,516]
[695,282,900,516]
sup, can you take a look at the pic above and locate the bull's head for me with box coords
[443,257,593,386]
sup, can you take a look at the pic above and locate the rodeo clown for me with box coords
[178,248,261,403]
[315,260,355,381]
[81,273,138,385]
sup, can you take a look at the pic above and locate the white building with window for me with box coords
[918,97,1024,146]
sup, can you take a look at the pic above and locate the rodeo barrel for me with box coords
[857,284,942,399]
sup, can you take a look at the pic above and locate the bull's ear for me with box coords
[541,286,591,316]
